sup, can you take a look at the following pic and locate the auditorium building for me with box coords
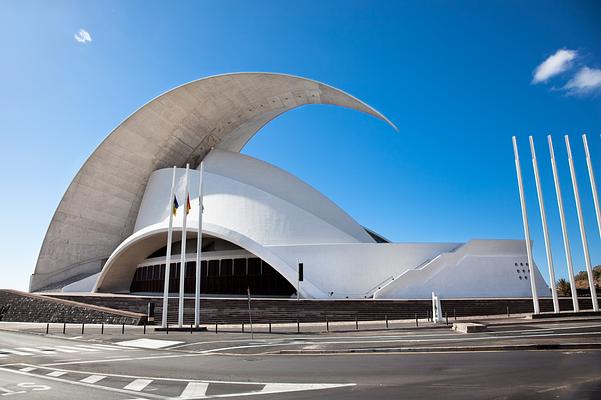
[30,73,550,300]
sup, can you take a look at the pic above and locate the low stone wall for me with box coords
[47,293,152,315]
[0,290,145,325]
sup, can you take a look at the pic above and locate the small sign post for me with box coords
[247,286,254,339]
[297,262,303,300]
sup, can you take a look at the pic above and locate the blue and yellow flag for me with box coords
[172,195,179,216]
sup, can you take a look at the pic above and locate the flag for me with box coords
[172,195,179,216]
[186,193,191,215]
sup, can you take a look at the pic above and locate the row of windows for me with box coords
[134,258,274,282]
[130,257,295,296]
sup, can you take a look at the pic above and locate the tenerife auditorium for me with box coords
[30,72,550,301]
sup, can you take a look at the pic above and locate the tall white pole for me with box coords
[178,164,190,327]
[583,134,601,240]
[162,166,177,328]
[529,137,560,313]
[194,162,204,328]
[565,136,599,311]
[512,136,540,314]
[548,136,579,311]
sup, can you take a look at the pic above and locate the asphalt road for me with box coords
[1,321,601,399]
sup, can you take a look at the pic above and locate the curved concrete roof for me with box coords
[31,72,395,291]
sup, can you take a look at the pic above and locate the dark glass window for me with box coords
[234,258,246,276]
[186,262,195,277]
[248,258,261,276]
[174,263,181,280]
[131,255,295,296]
[221,259,233,276]
[208,260,220,277]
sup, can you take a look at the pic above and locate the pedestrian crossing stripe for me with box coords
[80,375,106,384]
[0,343,134,357]
[47,370,67,377]
[2,364,355,398]
[123,379,153,391]
[179,382,209,398]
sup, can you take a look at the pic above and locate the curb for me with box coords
[278,342,601,354]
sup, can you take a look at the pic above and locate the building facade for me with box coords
[31,72,550,299]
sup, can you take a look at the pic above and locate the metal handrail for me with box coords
[365,276,395,297]
[372,244,465,298]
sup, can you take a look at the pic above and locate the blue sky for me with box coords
[0,0,600,291]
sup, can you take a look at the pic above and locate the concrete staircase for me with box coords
[154,297,592,326]
[373,243,465,299]
[41,293,595,326]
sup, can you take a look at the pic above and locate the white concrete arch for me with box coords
[93,222,325,298]
[32,72,396,291]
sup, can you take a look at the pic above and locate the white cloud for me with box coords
[74,29,92,44]
[532,49,577,83]
[564,67,601,94]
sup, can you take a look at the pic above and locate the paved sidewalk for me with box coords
[3,314,600,355]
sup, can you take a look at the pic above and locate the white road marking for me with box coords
[0,387,21,395]
[19,364,356,388]
[116,339,183,349]
[74,344,120,351]
[47,370,67,377]
[55,345,99,352]
[15,347,56,355]
[260,382,355,394]
[38,328,601,368]
[537,376,601,393]
[178,382,208,398]
[79,343,132,351]
[45,356,140,366]
[49,347,80,353]
[123,379,153,391]
[0,366,166,399]
[5,363,356,398]
[87,343,135,350]
[80,375,106,384]
[172,322,574,350]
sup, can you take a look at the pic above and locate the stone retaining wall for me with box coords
[0,290,145,325]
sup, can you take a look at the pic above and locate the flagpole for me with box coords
[565,136,599,311]
[529,136,559,313]
[194,162,204,328]
[548,135,579,311]
[582,134,601,240]
[512,136,540,314]
[178,164,190,327]
[162,166,177,328]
